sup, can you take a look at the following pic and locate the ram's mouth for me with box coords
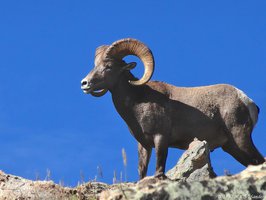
[81,82,108,97]
[81,84,102,93]
[82,88,103,94]
[81,82,96,93]
[81,86,93,94]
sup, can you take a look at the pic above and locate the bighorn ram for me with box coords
[81,38,264,179]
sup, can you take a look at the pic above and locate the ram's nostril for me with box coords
[82,80,88,86]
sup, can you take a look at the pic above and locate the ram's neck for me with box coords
[110,74,136,112]
[110,74,149,144]
[110,73,139,117]
[109,71,137,99]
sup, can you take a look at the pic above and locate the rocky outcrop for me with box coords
[166,138,216,181]
[100,164,266,200]
[100,139,266,200]
[0,139,265,200]
[0,171,108,199]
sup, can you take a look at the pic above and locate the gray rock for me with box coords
[166,138,216,181]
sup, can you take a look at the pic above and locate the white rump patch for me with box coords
[235,88,258,126]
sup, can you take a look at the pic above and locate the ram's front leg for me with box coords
[138,143,151,179]
[154,135,168,178]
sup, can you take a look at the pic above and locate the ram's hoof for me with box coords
[154,173,168,180]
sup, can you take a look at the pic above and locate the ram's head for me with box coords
[81,38,155,97]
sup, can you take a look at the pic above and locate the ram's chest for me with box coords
[112,91,172,139]
[132,102,171,135]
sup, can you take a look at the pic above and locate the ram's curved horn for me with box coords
[94,45,109,66]
[105,38,155,86]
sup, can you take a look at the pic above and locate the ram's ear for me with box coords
[122,62,137,71]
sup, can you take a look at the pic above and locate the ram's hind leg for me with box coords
[138,143,152,179]
[222,126,264,166]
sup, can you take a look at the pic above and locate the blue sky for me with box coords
[0,1,265,186]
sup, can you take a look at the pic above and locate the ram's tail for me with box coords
[248,102,259,127]
[235,88,259,127]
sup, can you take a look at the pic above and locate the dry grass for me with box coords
[122,148,128,182]
[45,168,51,181]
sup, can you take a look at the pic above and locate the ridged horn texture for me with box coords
[94,45,109,66]
[105,38,155,86]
